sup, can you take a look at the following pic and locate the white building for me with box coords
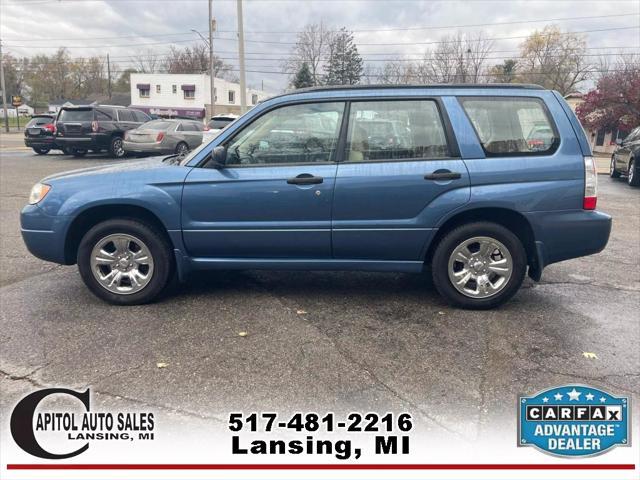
[129,73,270,120]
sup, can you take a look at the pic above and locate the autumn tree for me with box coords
[292,62,314,89]
[576,55,640,131]
[324,28,363,86]
[517,25,591,94]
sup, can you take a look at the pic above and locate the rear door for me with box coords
[332,98,470,261]
[117,109,137,133]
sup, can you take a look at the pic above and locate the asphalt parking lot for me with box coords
[1,146,639,451]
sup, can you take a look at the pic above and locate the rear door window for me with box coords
[345,100,450,162]
[460,97,559,155]
[58,109,93,122]
[95,108,114,121]
[132,110,150,123]
[117,109,134,122]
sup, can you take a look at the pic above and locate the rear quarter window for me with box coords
[460,97,559,156]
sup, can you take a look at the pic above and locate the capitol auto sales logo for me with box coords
[10,388,155,459]
[519,385,629,457]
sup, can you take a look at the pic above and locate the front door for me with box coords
[181,102,346,259]
[332,99,471,260]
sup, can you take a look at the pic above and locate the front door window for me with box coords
[225,102,345,166]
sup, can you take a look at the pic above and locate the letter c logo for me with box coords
[10,388,90,459]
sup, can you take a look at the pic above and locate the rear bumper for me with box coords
[24,137,57,149]
[525,209,612,276]
[55,133,109,150]
[123,140,173,154]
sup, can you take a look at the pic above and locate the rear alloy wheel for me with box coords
[175,142,189,157]
[629,159,639,187]
[110,136,126,158]
[33,147,50,155]
[77,219,173,305]
[610,156,621,178]
[432,222,526,309]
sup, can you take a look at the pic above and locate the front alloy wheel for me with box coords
[90,234,154,295]
[77,219,173,305]
[610,156,620,178]
[629,159,639,186]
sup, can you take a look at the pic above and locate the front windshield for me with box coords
[178,135,215,165]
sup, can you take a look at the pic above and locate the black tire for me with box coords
[61,146,72,155]
[109,136,126,158]
[71,148,87,157]
[431,222,527,310]
[628,158,639,187]
[610,156,621,178]
[77,218,174,305]
[175,142,189,156]
[33,147,50,155]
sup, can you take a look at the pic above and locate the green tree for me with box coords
[292,62,314,89]
[114,68,138,93]
[324,28,362,86]
[489,59,518,83]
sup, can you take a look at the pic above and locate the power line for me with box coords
[4,13,637,42]
[4,25,639,49]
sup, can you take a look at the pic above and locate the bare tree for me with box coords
[517,25,592,95]
[283,22,334,86]
[163,44,233,78]
[133,49,161,73]
[420,32,494,83]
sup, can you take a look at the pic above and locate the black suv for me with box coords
[24,114,60,154]
[610,126,640,187]
[55,106,151,158]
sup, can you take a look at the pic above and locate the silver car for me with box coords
[123,119,204,156]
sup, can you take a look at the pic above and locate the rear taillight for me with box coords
[203,126,210,131]
[43,123,55,133]
[583,156,597,210]
[156,132,164,142]
[91,121,99,133]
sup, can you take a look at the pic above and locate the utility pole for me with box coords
[107,53,112,100]
[208,0,215,118]
[0,39,9,132]
[236,0,247,113]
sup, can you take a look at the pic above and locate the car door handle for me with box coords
[424,171,462,181]
[287,174,324,185]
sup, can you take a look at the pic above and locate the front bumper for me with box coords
[21,204,70,264]
[525,209,612,277]
[122,140,173,154]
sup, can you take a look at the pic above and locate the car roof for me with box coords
[274,83,543,98]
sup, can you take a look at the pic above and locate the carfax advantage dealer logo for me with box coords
[518,385,630,457]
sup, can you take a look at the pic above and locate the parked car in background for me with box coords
[610,126,639,186]
[202,114,238,144]
[24,114,61,155]
[55,105,151,158]
[123,119,204,156]
[21,84,611,309]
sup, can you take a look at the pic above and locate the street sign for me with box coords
[11,95,22,107]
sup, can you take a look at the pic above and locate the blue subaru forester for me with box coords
[21,85,611,309]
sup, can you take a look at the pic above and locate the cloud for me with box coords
[1,0,638,93]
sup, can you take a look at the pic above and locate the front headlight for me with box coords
[28,183,51,205]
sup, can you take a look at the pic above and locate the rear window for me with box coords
[208,119,233,129]
[58,109,93,122]
[144,121,174,130]
[26,117,53,127]
[460,97,559,156]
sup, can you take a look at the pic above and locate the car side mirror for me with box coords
[208,145,227,169]
[615,138,623,146]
